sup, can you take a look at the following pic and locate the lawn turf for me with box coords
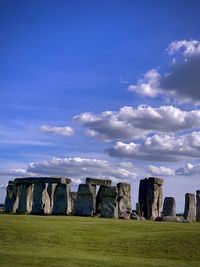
[0,214,200,267]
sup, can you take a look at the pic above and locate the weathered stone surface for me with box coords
[184,193,196,221]
[32,182,51,214]
[196,190,200,222]
[119,211,130,219]
[163,197,176,217]
[70,192,77,214]
[117,183,131,215]
[14,177,71,185]
[5,181,19,213]
[138,177,163,220]
[17,183,33,213]
[53,183,71,214]
[148,177,164,186]
[136,202,141,216]
[75,184,96,216]
[47,183,57,214]
[86,178,111,186]
[162,216,180,222]
[101,186,118,218]
[96,185,104,214]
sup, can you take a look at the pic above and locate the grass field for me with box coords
[0,214,200,267]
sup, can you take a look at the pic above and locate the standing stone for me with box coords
[117,183,131,215]
[32,182,51,214]
[53,183,71,215]
[96,185,105,214]
[136,202,141,216]
[196,190,200,222]
[70,192,77,214]
[5,181,18,213]
[17,183,33,213]
[75,184,96,216]
[101,186,118,218]
[163,197,176,217]
[47,183,57,214]
[138,177,163,220]
[184,193,196,221]
[86,178,112,186]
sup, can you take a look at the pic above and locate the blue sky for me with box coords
[1,1,200,211]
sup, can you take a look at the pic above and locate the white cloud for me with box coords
[128,69,161,98]
[147,165,175,176]
[27,157,137,182]
[167,40,200,56]
[74,105,200,141]
[128,39,200,102]
[40,125,74,137]
[175,163,200,176]
[107,131,200,162]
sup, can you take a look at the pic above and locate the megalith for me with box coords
[163,197,176,217]
[138,177,163,220]
[32,182,51,214]
[117,182,131,215]
[101,186,118,218]
[4,181,19,213]
[75,184,96,216]
[70,192,77,214]
[196,190,200,222]
[184,193,196,221]
[17,183,33,213]
[52,183,71,215]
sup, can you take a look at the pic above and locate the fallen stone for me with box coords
[162,216,179,222]
[119,211,130,220]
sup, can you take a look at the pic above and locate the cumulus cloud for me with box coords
[147,165,175,176]
[167,40,200,56]
[128,39,200,102]
[40,125,74,137]
[128,69,161,98]
[74,105,200,141]
[175,163,200,176]
[27,157,137,182]
[107,131,200,162]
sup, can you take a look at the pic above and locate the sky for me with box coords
[1,0,200,212]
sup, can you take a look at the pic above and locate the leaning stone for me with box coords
[86,178,112,186]
[75,184,96,216]
[52,183,71,215]
[117,183,131,215]
[184,193,196,221]
[101,186,118,218]
[163,197,176,217]
[196,190,200,222]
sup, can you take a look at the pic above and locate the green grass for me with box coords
[0,214,200,267]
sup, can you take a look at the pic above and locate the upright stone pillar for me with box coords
[4,181,19,213]
[47,183,57,214]
[138,177,163,220]
[184,193,196,221]
[70,192,77,214]
[196,190,200,222]
[163,197,176,217]
[117,183,131,215]
[32,182,51,214]
[101,186,118,218]
[75,184,96,216]
[52,183,71,215]
[17,183,33,213]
